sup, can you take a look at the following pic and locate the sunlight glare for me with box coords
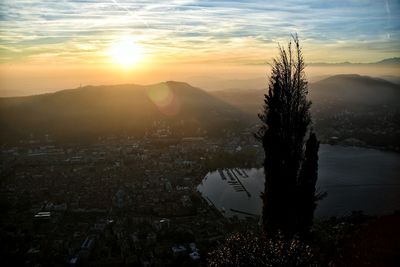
[109,37,144,68]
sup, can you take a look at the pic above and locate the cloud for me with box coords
[0,0,399,64]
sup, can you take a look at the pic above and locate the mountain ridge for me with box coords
[308,57,400,66]
[0,81,249,143]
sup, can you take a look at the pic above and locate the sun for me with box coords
[109,37,144,68]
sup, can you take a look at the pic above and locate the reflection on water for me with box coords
[197,145,400,219]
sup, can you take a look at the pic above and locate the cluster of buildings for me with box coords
[0,124,262,266]
[313,106,400,151]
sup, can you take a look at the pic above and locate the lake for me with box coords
[197,145,400,218]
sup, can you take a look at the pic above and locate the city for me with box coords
[1,123,262,266]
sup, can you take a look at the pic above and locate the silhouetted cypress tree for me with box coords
[297,132,319,237]
[256,36,319,237]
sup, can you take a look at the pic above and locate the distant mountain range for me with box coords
[188,59,400,90]
[0,82,249,142]
[309,57,400,66]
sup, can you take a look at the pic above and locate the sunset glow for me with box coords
[109,37,144,69]
[0,0,399,95]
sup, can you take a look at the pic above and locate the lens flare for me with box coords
[147,84,180,116]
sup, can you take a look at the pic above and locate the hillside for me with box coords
[0,82,249,143]
[309,74,400,107]
[210,74,400,150]
[210,89,265,116]
[211,74,400,113]
[1,75,399,148]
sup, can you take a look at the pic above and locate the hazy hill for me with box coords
[309,75,400,149]
[309,74,400,107]
[0,81,248,142]
[210,89,265,115]
[189,77,266,91]
[375,57,400,65]
[211,74,400,114]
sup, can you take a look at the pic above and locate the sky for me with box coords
[0,0,399,94]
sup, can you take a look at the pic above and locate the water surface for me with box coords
[197,145,400,218]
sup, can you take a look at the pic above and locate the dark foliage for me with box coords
[297,133,319,237]
[256,36,319,237]
[207,231,316,267]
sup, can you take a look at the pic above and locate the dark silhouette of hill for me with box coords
[0,81,248,142]
[379,75,400,85]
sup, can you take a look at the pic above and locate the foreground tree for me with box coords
[256,36,319,237]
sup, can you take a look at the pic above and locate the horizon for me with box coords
[1,0,400,94]
[1,70,399,98]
